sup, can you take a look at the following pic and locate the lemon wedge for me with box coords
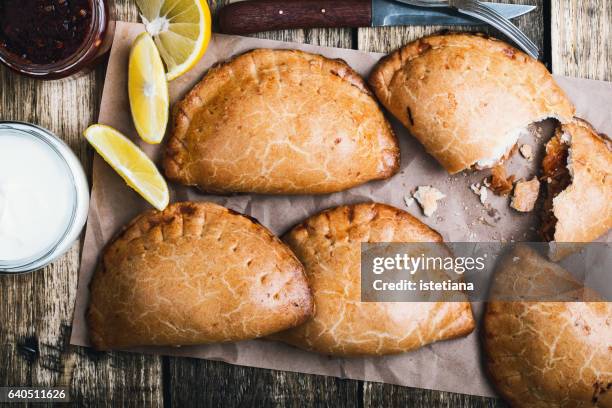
[129,32,169,144]
[136,0,211,81]
[84,124,169,211]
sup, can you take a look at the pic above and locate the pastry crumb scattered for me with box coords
[479,186,488,204]
[511,178,540,212]
[519,144,533,161]
[403,195,415,207]
[470,183,481,195]
[470,182,489,205]
[489,165,515,196]
[413,186,445,217]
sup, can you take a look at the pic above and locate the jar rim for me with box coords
[0,122,88,273]
[0,0,107,77]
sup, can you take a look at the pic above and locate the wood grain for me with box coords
[169,359,360,406]
[0,1,164,406]
[0,0,608,406]
[551,0,611,80]
[358,0,545,56]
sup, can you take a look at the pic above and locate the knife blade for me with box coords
[218,0,536,35]
[373,0,536,26]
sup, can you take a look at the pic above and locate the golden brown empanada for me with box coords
[163,48,399,194]
[540,119,612,260]
[88,202,313,350]
[483,245,612,408]
[272,203,475,356]
[369,33,575,174]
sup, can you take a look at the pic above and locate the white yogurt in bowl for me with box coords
[0,122,89,273]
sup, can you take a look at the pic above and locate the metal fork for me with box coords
[397,0,540,59]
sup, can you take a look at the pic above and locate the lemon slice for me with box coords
[129,32,169,144]
[84,124,169,211]
[136,0,211,81]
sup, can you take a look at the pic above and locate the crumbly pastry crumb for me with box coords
[511,178,540,212]
[413,186,445,217]
[470,183,489,204]
[403,195,415,207]
[479,186,488,204]
[519,144,533,161]
[489,165,515,196]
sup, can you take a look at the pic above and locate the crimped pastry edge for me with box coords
[163,48,400,192]
[87,201,314,350]
[273,202,476,356]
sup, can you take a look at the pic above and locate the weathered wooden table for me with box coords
[0,1,609,406]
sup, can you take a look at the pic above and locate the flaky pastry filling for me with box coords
[489,165,515,196]
[472,116,564,172]
[540,133,572,241]
[474,127,530,169]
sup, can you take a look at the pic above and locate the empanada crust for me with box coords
[164,49,399,194]
[552,120,612,246]
[273,203,475,356]
[484,245,612,407]
[369,33,575,173]
[88,202,313,350]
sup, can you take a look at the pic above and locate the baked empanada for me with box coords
[164,48,400,194]
[272,203,475,356]
[483,245,612,408]
[369,33,575,174]
[540,119,612,260]
[88,202,313,350]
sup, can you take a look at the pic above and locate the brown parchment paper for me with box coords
[70,21,612,397]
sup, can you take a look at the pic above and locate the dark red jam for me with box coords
[0,0,93,65]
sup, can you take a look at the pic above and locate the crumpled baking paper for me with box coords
[70,22,612,397]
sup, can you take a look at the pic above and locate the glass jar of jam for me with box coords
[0,0,114,80]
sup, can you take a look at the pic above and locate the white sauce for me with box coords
[0,132,74,261]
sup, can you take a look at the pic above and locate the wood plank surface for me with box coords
[0,1,164,407]
[0,0,608,406]
[358,0,546,57]
[551,0,611,81]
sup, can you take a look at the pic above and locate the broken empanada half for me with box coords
[369,33,575,174]
[88,202,313,350]
[540,119,612,260]
[164,48,400,194]
[272,203,475,356]
[483,245,612,408]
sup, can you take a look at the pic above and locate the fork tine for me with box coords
[461,1,540,58]
[475,3,538,48]
[477,3,539,54]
